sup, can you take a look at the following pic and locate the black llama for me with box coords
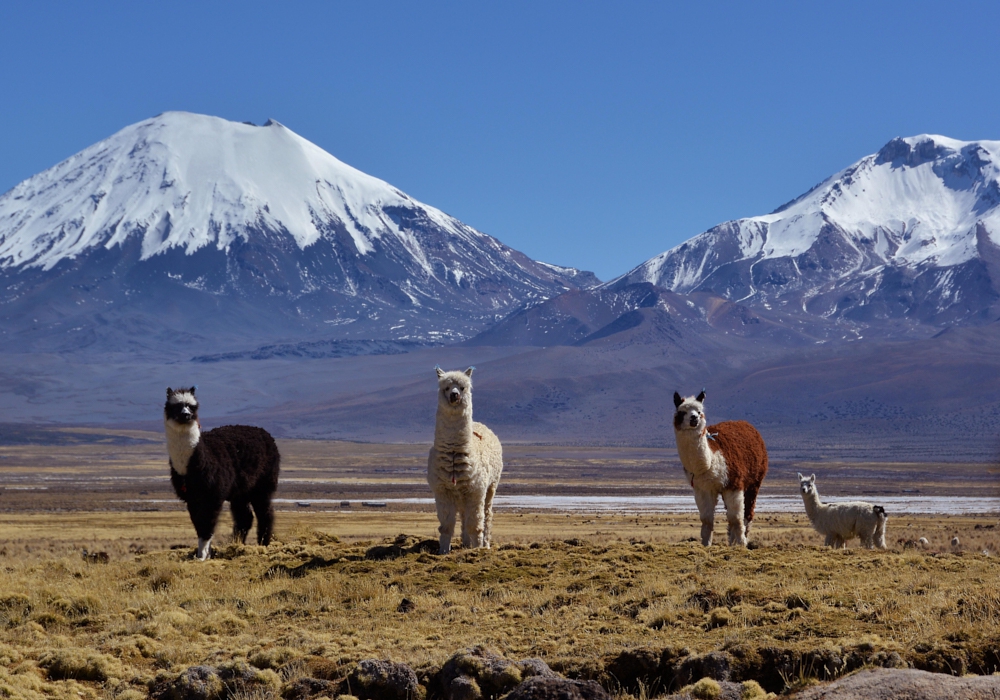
[164,387,280,560]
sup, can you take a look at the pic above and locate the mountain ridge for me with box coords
[0,112,598,355]
[610,134,1000,327]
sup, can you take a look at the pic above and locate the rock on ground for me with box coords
[503,676,612,700]
[431,646,559,699]
[347,658,424,700]
[789,668,1000,700]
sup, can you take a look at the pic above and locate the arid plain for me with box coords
[0,428,998,699]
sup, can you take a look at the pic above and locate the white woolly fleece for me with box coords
[165,418,200,475]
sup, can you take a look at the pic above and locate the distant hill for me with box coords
[1,124,999,463]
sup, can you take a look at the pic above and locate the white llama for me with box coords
[428,367,504,554]
[797,473,887,549]
[672,391,768,547]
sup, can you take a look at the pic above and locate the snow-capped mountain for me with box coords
[613,135,1000,326]
[0,112,596,355]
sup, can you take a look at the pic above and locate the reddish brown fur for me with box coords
[706,420,768,523]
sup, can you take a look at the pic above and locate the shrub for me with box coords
[740,679,768,699]
[686,677,721,700]
[199,611,249,636]
[707,608,732,629]
[39,648,124,681]
[248,646,300,671]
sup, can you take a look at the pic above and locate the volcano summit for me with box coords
[0,112,595,356]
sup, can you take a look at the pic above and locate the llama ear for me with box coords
[696,390,706,403]
[464,366,475,377]
[673,392,683,408]
[435,366,444,378]
[810,474,816,482]
[166,387,173,397]
[189,386,197,395]
[797,472,804,480]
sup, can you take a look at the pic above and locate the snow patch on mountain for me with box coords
[0,112,485,272]
[624,135,1000,295]
[0,112,599,353]
[609,136,1000,327]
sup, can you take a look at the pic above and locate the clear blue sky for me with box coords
[2,1,999,281]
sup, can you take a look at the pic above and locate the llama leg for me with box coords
[824,533,836,547]
[742,484,760,538]
[723,490,747,547]
[230,500,254,544]
[482,483,497,549]
[876,518,887,549]
[693,488,718,547]
[436,496,457,554]
[461,494,485,549]
[188,498,223,561]
[251,495,276,546]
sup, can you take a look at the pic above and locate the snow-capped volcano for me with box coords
[614,135,1000,325]
[0,112,596,354]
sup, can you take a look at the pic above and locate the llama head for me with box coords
[797,472,817,496]
[165,387,199,425]
[435,367,474,412]
[672,390,707,432]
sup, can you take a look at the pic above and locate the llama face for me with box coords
[165,387,199,425]
[435,368,473,411]
[798,472,816,495]
[672,392,707,432]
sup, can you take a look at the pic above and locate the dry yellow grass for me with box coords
[0,510,998,699]
[0,433,997,697]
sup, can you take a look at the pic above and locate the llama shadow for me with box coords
[365,534,440,561]
[264,555,341,579]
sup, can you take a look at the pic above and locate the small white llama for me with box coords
[428,367,503,554]
[672,391,769,547]
[797,473,887,549]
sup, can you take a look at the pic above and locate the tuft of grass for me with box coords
[248,646,301,671]
[706,608,731,629]
[38,648,123,682]
[740,679,770,699]
[685,677,721,699]
[199,610,250,636]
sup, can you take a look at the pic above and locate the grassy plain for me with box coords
[0,431,997,699]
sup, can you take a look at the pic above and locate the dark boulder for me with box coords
[673,651,731,686]
[503,676,611,700]
[150,666,223,700]
[348,658,424,700]
[429,646,524,699]
[281,677,338,700]
[789,667,1000,700]
[605,648,662,694]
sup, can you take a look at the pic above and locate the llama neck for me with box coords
[674,428,715,475]
[434,404,474,451]
[165,419,200,475]
[800,488,822,519]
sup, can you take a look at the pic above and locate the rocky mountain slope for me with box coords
[2,124,999,459]
[613,135,1000,328]
[0,112,596,357]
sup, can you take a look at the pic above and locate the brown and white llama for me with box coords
[672,391,768,547]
